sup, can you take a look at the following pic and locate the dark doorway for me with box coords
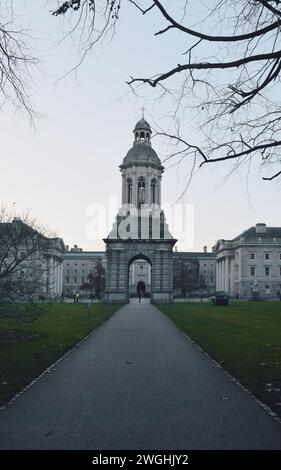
[137,281,146,297]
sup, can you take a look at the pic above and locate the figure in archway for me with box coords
[137,280,146,302]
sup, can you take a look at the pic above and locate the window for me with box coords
[151,178,157,204]
[138,177,145,207]
[66,269,69,275]
[250,253,255,260]
[74,277,77,284]
[265,266,270,276]
[127,178,132,204]
[265,253,270,260]
[74,269,77,274]
[280,253,281,261]
[66,276,70,284]
[82,277,84,284]
[250,266,256,276]
[280,266,281,276]
[265,283,271,294]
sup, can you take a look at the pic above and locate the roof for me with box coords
[174,251,215,259]
[0,220,65,253]
[64,251,105,259]
[233,226,281,241]
[120,143,162,169]
[134,118,151,132]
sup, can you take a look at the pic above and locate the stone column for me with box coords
[57,261,60,294]
[145,175,151,205]
[121,174,126,205]
[218,258,222,290]
[158,177,161,206]
[230,258,234,296]
[132,174,137,207]
[221,258,225,291]
[59,262,62,295]
[225,257,230,293]
[54,260,57,295]
[216,260,219,290]
[49,257,54,297]
[53,261,56,295]
[56,262,58,296]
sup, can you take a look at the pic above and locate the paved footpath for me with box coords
[1,303,281,450]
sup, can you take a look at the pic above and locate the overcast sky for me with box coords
[0,1,280,252]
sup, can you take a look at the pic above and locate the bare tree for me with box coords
[81,261,105,300]
[0,208,62,325]
[52,0,281,182]
[2,1,281,180]
[173,257,200,297]
[0,1,39,120]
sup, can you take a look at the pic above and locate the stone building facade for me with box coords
[44,238,65,298]
[173,249,216,298]
[0,217,64,299]
[57,119,281,303]
[214,223,281,300]
[62,223,281,301]
[63,245,105,297]
[62,247,215,299]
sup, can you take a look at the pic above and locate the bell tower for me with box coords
[104,115,176,303]
[120,117,163,208]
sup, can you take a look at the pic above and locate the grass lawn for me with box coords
[158,301,281,417]
[0,303,119,405]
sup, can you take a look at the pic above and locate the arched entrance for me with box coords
[137,281,146,296]
[128,255,151,303]
[104,241,176,304]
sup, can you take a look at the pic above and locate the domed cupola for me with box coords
[133,118,152,144]
[120,116,163,171]
[119,113,166,208]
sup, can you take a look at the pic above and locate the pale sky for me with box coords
[0,1,280,252]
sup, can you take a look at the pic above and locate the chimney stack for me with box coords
[256,223,266,234]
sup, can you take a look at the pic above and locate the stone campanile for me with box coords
[104,116,176,303]
[120,118,162,208]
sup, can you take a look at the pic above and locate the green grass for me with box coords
[0,303,119,404]
[158,301,281,415]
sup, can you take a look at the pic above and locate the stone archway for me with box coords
[127,254,152,302]
[104,240,175,304]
